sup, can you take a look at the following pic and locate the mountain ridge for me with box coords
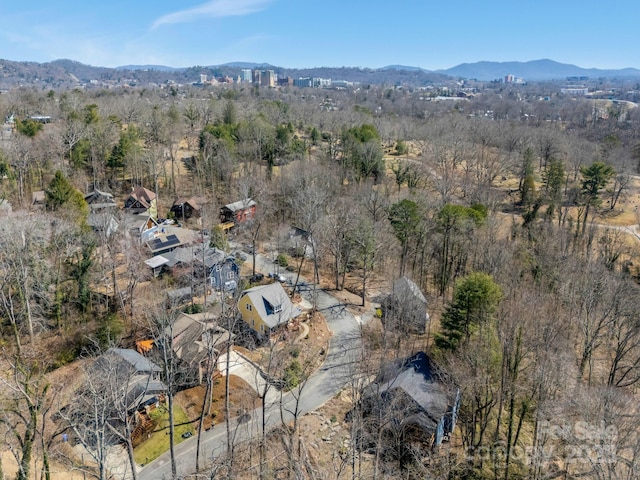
[114,59,640,81]
[437,59,640,81]
[0,58,638,89]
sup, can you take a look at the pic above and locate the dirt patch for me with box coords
[0,451,86,480]
[175,374,262,429]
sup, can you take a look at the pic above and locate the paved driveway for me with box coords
[217,350,281,404]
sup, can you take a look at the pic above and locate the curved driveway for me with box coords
[139,252,363,480]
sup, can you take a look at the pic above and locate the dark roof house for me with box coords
[361,352,459,450]
[170,197,201,220]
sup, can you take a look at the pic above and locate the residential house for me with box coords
[144,228,192,256]
[159,245,240,291]
[145,255,170,278]
[284,226,314,258]
[87,211,120,238]
[165,286,193,306]
[207,256,240,291]
[85,189,119,238]
[123,212,158,238]
[220,198,256,225]
[361,352,460,449]
[238,282,301,339]
[170,197,201,221]
[84,188,117,210]
[166,312,233,384]
[125,186,157,218]
[91,348,167,412]
[381,277,430,334]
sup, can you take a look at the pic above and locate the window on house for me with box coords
[227,271,234,280]
[260,324,265,332]
[246,304,252,311]
[273,304,282,314]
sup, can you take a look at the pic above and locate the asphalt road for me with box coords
[138,251,363,480]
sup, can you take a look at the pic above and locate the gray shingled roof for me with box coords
[393,276,427,304]
[107,348,161,374]
[241,282,301,329]
[374,352,451,433]
[224,198,256,212]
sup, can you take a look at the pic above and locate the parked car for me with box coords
[181,431,193,439]
[249,273,264,283]
[268,272,287,283]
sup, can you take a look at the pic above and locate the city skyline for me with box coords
[1,0,638,71]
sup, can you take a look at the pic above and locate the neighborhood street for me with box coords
[138,251,364,479]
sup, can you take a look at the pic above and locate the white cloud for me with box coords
[151,0,272,30]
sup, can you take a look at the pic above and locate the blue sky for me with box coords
[0,0,638,70]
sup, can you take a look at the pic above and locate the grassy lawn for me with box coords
[134,404,195,466]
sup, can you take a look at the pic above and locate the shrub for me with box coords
[183,303,203,314]
[276,254,288,267]
[283,360,302,389]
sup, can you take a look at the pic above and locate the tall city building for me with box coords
[261,70,276,88]
[241,69,252,83]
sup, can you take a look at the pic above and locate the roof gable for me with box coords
[374,352,453,431]
[393,276,427,304]
[128,186,156,208]
[107,348,161,373]
[241,282,300,328]
[224,198,256,212]
[172,197,200,210]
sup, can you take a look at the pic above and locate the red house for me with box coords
[220,198,256,225]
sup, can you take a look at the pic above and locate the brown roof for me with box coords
[172,197,200,210]
[128,186,156,208]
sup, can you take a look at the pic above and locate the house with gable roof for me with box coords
[381,276,430,334]
[220,198,256,225]
[91,348,167,412]
[125,186,157,218]
[164,311,233,385]
[170,197,201,220]
[360,352,460,450]
[237,282,301,339]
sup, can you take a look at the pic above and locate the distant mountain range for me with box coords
[436,59,640,81]
[0,58,638,89]
[117,59,639,82]
[380,59,640,81]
